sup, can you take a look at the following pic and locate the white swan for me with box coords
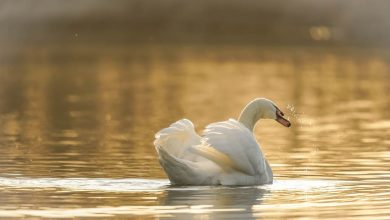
[154,98,291,186]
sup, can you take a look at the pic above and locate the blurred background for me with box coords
[0,1,390,219]
[2,0,390,51]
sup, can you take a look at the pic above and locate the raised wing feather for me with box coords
[200,119,266,175]
[154,119,201,160]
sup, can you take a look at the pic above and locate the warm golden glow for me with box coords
[0,45,389,218]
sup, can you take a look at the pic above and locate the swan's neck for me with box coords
[238,101,261,132]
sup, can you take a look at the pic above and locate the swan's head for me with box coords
[238,98,291,130]
[255,98,291,127]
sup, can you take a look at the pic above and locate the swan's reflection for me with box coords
[159,186,269,219]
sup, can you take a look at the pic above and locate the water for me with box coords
[0,45,389,219]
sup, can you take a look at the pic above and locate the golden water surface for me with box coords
[0,45,389,219]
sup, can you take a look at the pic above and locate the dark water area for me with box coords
[0,43,389,218]
[2,0,390,48]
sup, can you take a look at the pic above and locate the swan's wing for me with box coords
[155,119,222,185]
[154,119,201,161]
[193,119,266,175]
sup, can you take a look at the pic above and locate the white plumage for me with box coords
[154,98,290,186]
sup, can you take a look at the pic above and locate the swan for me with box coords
[154,98,291,186]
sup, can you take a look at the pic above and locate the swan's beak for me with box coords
[276,110,291,127]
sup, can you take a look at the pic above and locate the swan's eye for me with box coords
[276,109,284,117]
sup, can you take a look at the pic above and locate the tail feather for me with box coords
[154,119,200,160]
[154,119,223,185]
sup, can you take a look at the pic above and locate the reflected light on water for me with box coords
[0,45,390,219]
[0,206,246,218]
[0,177,345,218]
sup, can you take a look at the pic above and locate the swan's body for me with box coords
[154,98,290,186]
